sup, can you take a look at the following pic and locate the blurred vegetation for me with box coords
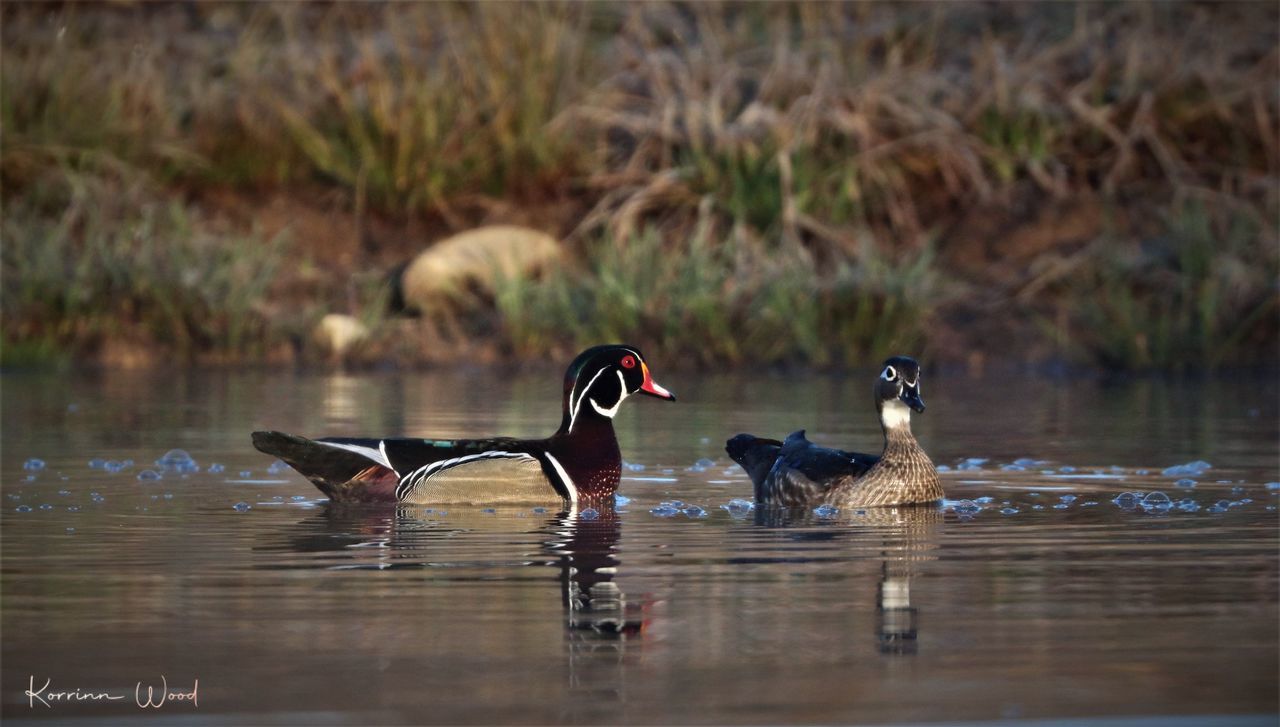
[1,2,1276,369]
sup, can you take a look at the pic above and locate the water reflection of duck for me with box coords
[273,504,643,709]
[726,356,942,508]
[750,505,942,655]
[274,505,643,639]
[251,345,675,506]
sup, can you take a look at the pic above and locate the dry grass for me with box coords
[2,2,1276,369]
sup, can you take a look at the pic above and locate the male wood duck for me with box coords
[726,356,942,508]
[253,345,675,506]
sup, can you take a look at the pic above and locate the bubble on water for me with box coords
[649,504,680,518]
[1000,464,1026,472]
[694,458,715,468]
[1081,501,1099,507]
[1177,498,1200,512]
[1174,478,1197,489]
[1161,460,1212,478]
[6,494,19,501]
[1059,494,1077,503]
[1140,491,1172,512]
[1266,482,1280,491]
[291,495,307,502]
[699,437,711,445]
[812,503,839,518]
[953,500,982,515]
[1053,503,1070,509]
[975,496,995,504]
[721,498,755,517]
[232,502,251,512]
[1013,458,1040,467]
[267,460,289,474]
[481,508,496,514]
[532,507,547,514]
[90,492,106,503]
[105,460,128,473]
[1041,469,1056,475]
[136,470,162,482]
[661,469,675,475]
[88,458,107,469]
[163,493,174,499]
[57,489,71,496]
[155,449,199,473]
[579,508,600,521]
[682,505,708,518]
[67,506,79,512]
[1059,466,1076,473]
[14,505,31,513]
[25,475,36,481]
[207,463,226,474]
[622,462,646,472]
[1112,492,1141,509]
[957,458,987,471]
[1239,498,1253,504]
[1227,500,1246,508]
[39,503,53,511]
[1028,492,1041,497]
[1031,504,1045,510]
[23,458,46,471]
[936,465,951,472]
[614,494,632,507]
[666,500,685,509]
[239,471,252,478]
[1230,486,1246,495]
[1000,507,1019,515]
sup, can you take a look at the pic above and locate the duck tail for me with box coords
[725,434,783,492]
[251,431,398,503]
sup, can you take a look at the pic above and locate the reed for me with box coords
[2,2,1275,369]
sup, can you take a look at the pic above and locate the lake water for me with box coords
[2,368,1277,725]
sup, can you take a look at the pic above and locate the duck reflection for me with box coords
[752,504,942,655]
[272,503,642,703]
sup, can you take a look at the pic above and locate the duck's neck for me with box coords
[837,399,941,506]
[552,406,622,503]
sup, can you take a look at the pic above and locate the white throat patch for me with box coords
[590,371,629,418]
[881,398,912,429]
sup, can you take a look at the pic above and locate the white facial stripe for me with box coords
[568,366,609,433]
[590,370,629,418]
[319,441,395,472]
[881,398,912,429]
[543,452,578,503]
[882,366,897,381]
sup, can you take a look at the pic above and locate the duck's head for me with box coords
[874,355,925,429]
[561,345,675,433]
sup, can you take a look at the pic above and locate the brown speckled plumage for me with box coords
[822,424,942,508]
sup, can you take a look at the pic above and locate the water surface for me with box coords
[2,369,1277,724]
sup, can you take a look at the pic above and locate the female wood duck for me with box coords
[253,345,675,506]
[725,355,942,508]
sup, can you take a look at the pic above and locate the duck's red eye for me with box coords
[621,355,636,369]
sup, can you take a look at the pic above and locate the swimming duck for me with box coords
[725,355,941,508]
[252,345,675,505]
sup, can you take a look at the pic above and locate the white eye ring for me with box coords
[882,366,897,382]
